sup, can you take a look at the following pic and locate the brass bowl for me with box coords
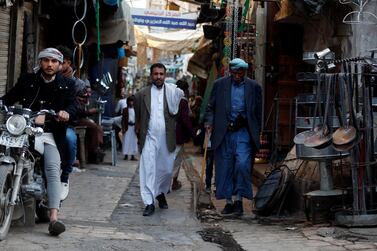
[332,126,357,145]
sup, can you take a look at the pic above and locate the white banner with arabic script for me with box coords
[131,8,197,30]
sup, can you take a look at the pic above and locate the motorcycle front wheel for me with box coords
[0,165,14,240]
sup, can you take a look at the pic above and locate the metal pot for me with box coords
[296,143,349,160]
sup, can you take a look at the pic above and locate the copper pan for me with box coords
[303,125,332,149]
[304,74,333,149]
[333,132,362,152]
[294,127,318,145]
[332,127,357,145]
[332,66,358,146]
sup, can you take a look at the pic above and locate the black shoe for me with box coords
[156,193,168,209]
[124,155,128,160]
[48,220,66,236]
[131,155,138,161]
[221,203,234,215]
[142,204,155,216]
[234,200,243,216]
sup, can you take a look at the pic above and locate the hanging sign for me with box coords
[131,8,197,29]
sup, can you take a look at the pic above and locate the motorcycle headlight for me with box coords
[6,114,27,136]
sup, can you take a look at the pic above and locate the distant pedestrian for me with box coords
[190,95,202,129]
[114,88,128,149]
[115,88,128,116]
[204,58,262,216]
[171,79,194,191]
[121,96,138,161]
[134,63,183,216]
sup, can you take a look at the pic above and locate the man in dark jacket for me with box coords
[2,47,76,236]
[205,58,262,216]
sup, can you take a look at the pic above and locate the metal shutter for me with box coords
[0,8,10,96]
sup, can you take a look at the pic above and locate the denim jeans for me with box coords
[61,127,77,182]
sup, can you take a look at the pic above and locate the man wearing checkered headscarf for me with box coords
[1,47,77,236]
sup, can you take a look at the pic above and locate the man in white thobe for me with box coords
[134,63,183,216]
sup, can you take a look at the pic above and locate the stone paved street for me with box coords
[0,153,219,251]
[2,149,377,250]
[186,148,377,251]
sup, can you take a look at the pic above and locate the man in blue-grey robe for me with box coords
[204,58,262,216]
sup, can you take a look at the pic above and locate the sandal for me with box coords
[48,220,66,236]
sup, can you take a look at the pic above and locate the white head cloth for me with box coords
[38,48,64,63]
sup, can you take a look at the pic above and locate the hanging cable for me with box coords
[222,0,233,76]
[232,0,239,59]
[96,0,101,62]
[72,0,87,78]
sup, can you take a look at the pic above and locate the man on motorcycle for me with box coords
[1,47,77,236]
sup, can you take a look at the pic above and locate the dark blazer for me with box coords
[2,71,77,117]
[205,76,262,150]
[134,84,177,153]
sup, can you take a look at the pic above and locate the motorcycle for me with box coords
[0,102,56,240]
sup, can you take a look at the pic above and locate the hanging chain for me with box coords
[232,0,239,59]
[222,0,233,76]
[72,0,88,78]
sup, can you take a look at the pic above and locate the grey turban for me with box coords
[37,48,64,63]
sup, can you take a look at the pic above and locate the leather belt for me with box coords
[227,121,247,132]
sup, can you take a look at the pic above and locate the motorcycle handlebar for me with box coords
[35,109,57,117]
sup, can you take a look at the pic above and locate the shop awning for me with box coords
[135,26,204,53]
[275,0,329,22]
[187,39,212,79]
[88,1,136,45]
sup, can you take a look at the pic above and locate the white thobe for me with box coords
[139,85,176,205]
[122,108,138,155]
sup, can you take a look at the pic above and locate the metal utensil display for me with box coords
[293,74,322,144]
[304,74,333,148]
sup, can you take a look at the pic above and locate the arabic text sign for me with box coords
[131,8,197,29]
